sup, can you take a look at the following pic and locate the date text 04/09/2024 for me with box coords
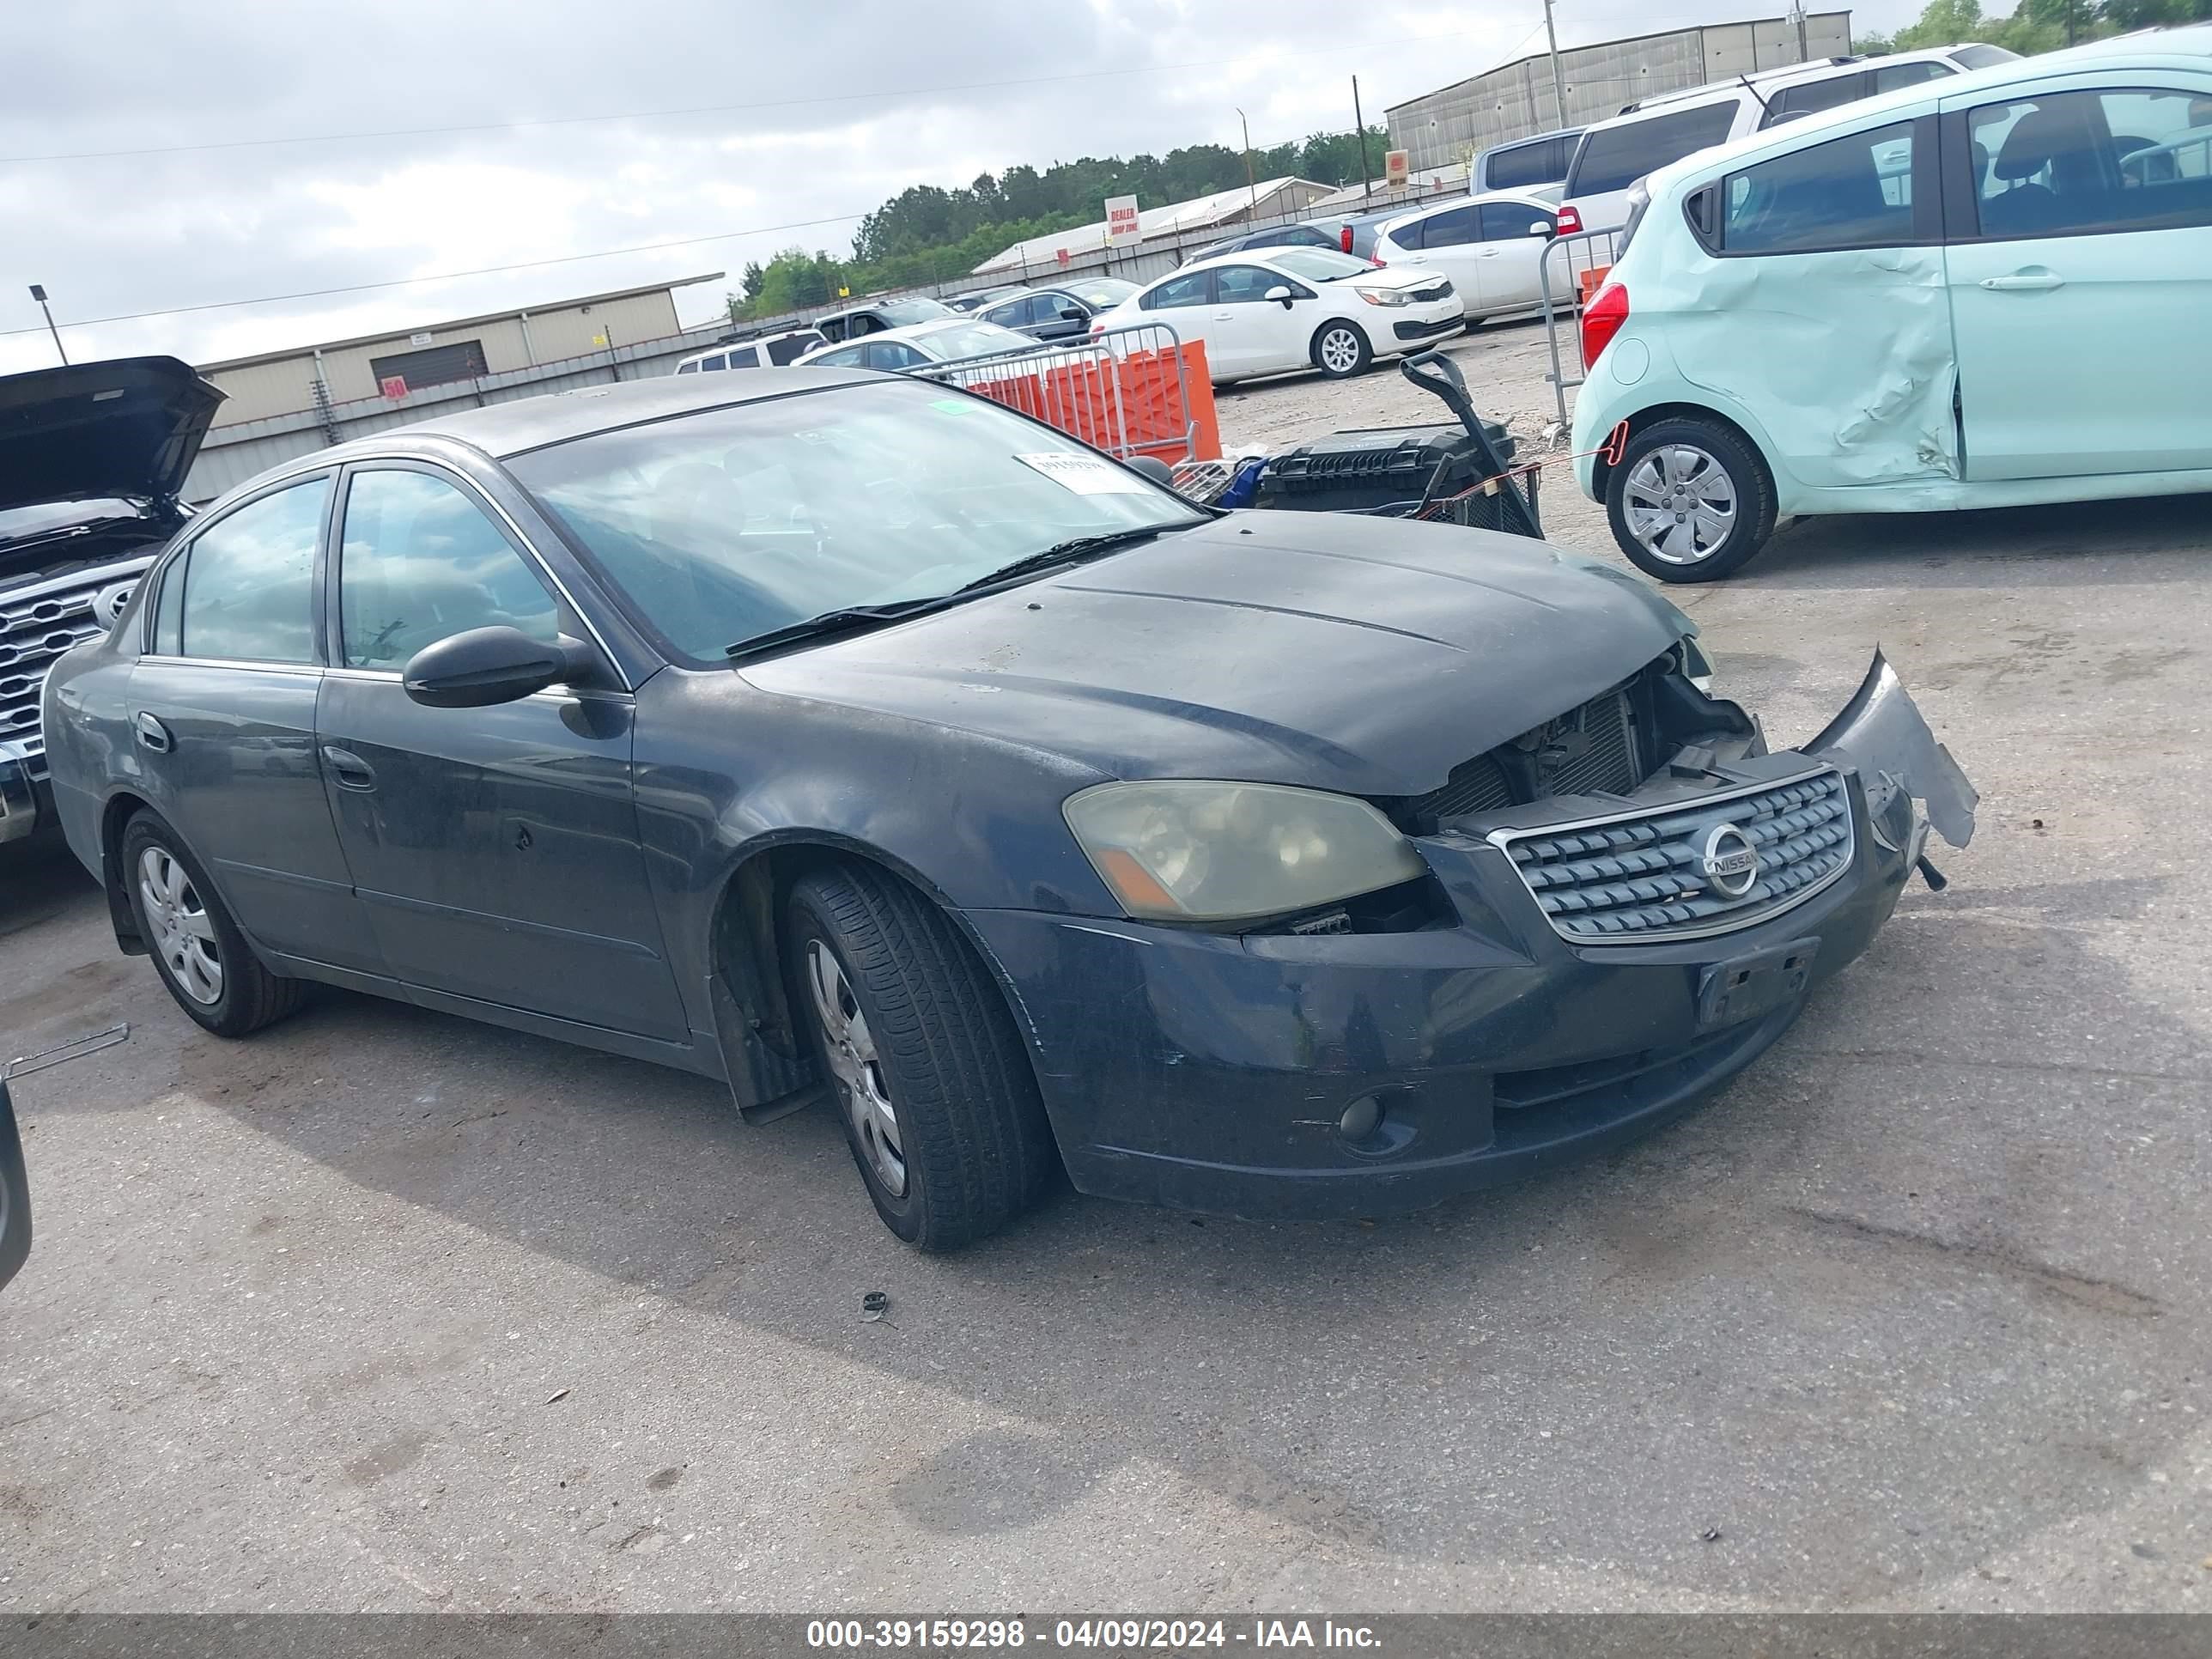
[804,1619,1382,1650]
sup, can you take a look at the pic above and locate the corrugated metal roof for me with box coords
[973,179,1330,273]
[1302,166,1470,216]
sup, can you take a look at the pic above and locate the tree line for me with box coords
[729,125,1388,321]
[1855,0,2208,55]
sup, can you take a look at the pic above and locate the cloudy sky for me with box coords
[0,0,1921,374]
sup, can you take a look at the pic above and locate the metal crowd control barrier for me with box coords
[908,324,1214,465]
[1537,225,1625,430]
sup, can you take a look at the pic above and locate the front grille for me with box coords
[1496,769,1854,944]
[0,562,147,776]
[1396,684,1642,834]
[1409,281,1454,303]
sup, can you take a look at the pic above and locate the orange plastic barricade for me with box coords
[1578,264,1613,304]
[957,340,1220,465]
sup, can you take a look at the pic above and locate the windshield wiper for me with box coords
[955,523,1184,593]
[725,598,957,662]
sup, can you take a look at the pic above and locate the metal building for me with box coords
[973,179,1335,276]
[1386,11,1855,173]
[195,274,726,429]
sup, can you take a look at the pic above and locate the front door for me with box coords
[313,463,688,1041]
[1943,77,2212,480]
[1472,200,1557,311]
[129,472,380,969]
[1207,263,1303,375]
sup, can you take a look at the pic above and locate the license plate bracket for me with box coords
[1698,938,1818,1031]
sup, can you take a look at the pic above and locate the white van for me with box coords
[674,328,826,374]
[1556,46,2018,236]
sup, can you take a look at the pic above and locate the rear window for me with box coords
[1571,100,1740,199]
[766,331,823,365]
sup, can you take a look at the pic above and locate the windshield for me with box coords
[508,379,1206,664]
[1069,277,1136,308]
[1267,247,1371,283]
[872,296,954,326]
[918,321,1033,360]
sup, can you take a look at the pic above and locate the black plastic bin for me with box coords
[1254,420,1516,516]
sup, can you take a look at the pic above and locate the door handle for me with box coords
[133,712,171,753]
[320,745,376,790]
[1979,270,2063,291]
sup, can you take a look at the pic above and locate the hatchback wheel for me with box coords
[1311,320,1372,380]
[121,811,307,1036]
[1606,416,1778,583]
[785,863,1059,1249]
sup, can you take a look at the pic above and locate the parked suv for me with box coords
[812,296,956,343]
[1571,27,2212,580]
[2,357,221,854]
[674,328,825,374]
[1557,47,2018,237]
[1472,125,1583,196]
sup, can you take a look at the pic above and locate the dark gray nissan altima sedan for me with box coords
[43,368,1977,1248]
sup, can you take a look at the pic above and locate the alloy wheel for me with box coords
[1622,444,1739,564]
[805,939,908,1199]
[1318,326,1363,374]
[138,846,223,1005]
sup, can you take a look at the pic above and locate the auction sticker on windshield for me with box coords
[1016,452,1152,495]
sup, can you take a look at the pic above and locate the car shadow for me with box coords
[8,831,2205,1602]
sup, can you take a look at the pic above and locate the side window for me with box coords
[765,332,819,365]
[1144,270,1213,310]
[1573,102,1740,197]
[151,550,186,655]
[727,345,761,368]
[1418,205,1481,247]
[1874,60,1952,94]
[676,359,701,374]
[1970,87,2212,238]
[1021,294,1061,326]
[1212,264,1280,304]
[1386,216,1425,249]
[699,354,729,373]
[179,477,328,664]
[1721,119,1917,254]
[980,297,1023,328]
[865,340,927,371]
[337,470,557,671]
[809,343,866,368]
[1487,140,1555,191]
[1479,201,1552,241]
[1764,72,1870,129]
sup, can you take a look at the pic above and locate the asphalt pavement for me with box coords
[3,325,2209,1613]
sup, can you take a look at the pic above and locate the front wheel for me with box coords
[785,863,1059,1249]
[1311,319,1372,380]
[1606,417,1778,583]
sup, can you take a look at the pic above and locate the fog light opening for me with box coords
[1337,1094,1384,1142]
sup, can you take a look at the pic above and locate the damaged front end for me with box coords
[1809,649,1978,889]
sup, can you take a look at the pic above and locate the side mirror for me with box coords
[1529,220,1556,238]
[1265,285,1295,308]
[1058,305,1086,321]
[403,626,589,709]
[1125,456,1178,490]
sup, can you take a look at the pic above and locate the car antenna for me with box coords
[1737,73,1772,115]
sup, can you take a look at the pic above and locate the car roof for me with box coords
[1164,246,1363,278]
[1638,24,2212,199]
[1392,188,1556,221]
[339,367,878,459]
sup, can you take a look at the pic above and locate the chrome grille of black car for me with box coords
[0,566,142,776]
[1496,769,1854,943]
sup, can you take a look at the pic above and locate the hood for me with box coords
[0,356,225,514]
[1352,264,1447,290]
[743,512,1694,799]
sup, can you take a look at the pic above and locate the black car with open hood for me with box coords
[0,356,222,854]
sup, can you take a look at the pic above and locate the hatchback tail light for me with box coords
[1581,282,1629,365]
[1340,223,1354,252]
[1556,204,1583,235]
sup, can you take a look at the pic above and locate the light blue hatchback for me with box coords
[1571,25,2212,581]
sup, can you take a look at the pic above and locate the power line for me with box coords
[0,26,1510,167]
[0,213,871,338]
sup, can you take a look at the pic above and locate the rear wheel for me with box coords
[121,811,307,1037]
[1311,320,1372,380]
[785,863,1058,1249]
[1606,416,1778,583]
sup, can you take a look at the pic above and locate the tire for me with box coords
[120,811,308,1037]
[1461,313,1486,334]
[784,863,1058,1249]
[1310,319,1373,380]
[1606,416,1778,584]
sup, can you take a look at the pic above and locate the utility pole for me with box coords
[27,284,66,365]
[1237,107,1259,220]
[1790,0,1809,63]
[1542,0,1569,130]
[2065,0,2078,46]
[1352,76,1373,211]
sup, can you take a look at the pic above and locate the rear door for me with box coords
[1941,76,2212,479]
[313,461,688,1041]
[128,472,380,969]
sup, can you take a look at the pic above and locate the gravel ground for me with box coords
[4,325,2211,1615]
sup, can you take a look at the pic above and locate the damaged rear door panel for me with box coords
[1666,112,1963,489]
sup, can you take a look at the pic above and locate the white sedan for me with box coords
[1370,191,1567,325]
[795,317,1034,371]
[1087,247,1464,385]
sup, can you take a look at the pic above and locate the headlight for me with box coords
[1064,781,1428,922]
[1353,286,1412,307]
